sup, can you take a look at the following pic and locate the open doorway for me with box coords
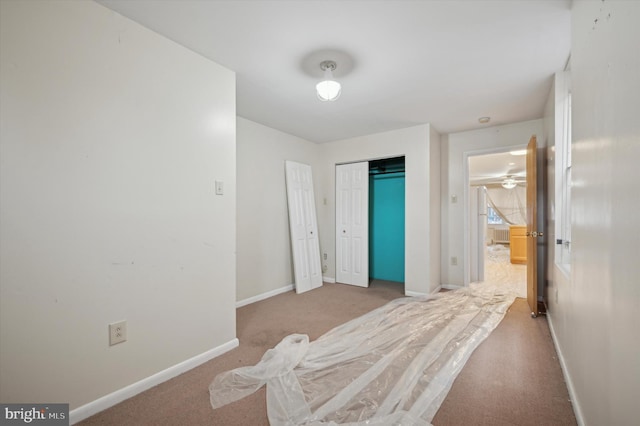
[468,150,527,297]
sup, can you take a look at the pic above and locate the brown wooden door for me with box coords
[526,136,538,316]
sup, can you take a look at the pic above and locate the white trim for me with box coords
[407,283,462,298]
[236,284,294,308]
[69,338,239,424]
[546,312,585,426]
[442,284,462,290]
[323,276,336,283]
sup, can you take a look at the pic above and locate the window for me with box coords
[487,206,504,225]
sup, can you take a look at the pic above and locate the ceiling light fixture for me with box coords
[478,117,490,124]
[316,60,341,101]
[502,177,517,189]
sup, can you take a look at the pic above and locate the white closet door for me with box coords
[336,162,369,287]
[285,161,322,294]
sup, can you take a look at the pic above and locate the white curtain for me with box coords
[484,185,526,225]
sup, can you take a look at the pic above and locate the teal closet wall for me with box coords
[369,172,405,282]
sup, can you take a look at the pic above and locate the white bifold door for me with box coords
[336,162,369,287]
[285,161,323,294]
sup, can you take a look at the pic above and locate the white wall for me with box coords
[546,2,640,425]
[236,117,320,302]
[429,126,442,290]
[441,119,544,287]
[0,0,236,413]
[236,120,440,300]
[319,124,440,296]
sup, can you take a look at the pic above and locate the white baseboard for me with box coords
[236,284,294,308]
[407,284,462,298]
[69,338,239,424]
[235,279,336,308]
[546,312,585,426]
[441,283,462,290]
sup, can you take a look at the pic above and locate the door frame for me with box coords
[469,185,486,283]
[463,145,527,286]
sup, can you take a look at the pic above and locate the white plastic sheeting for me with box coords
[485,244,526,298]
[210,282,519,425]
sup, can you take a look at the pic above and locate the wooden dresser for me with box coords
[509,225,527,264]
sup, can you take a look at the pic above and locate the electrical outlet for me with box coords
[109,320,127,346]
[451,256,458,266]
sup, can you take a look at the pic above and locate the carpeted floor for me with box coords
[78,280,404,426]
[79,278,576,425]
[433,298,576,425]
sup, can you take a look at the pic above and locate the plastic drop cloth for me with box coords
[210,282,518,426]
[485,244,527,298]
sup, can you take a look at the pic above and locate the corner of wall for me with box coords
[236,118,320,302]
[439,134,450,286]
[429,126,442,292]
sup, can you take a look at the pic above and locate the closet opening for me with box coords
[369,157,405,287]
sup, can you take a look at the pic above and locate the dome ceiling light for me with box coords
[316,60,341,102]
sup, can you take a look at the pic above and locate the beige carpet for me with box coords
[79,279,576,425]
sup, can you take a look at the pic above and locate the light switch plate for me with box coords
[215,180,224,195]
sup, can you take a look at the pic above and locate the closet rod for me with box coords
[369,170,405,175]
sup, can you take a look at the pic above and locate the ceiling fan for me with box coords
[499,175,526,189]
[469,172,526,188]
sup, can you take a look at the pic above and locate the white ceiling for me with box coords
[97,0,570,143]
[468,150,527,185]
